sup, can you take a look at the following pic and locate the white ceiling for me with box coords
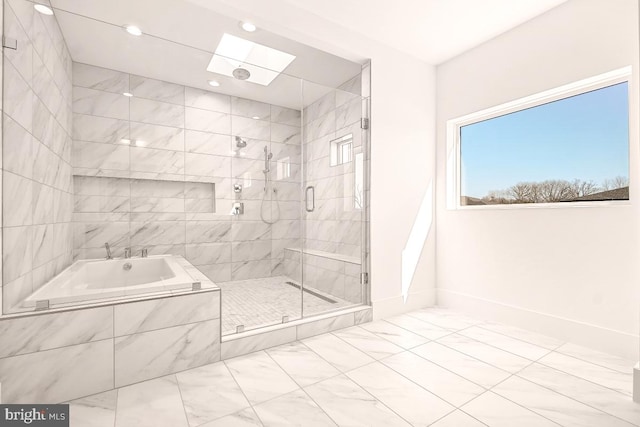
[185,0,569,65]
[50,0,569,109]
[50,0,363,109]
[280,0,570,65]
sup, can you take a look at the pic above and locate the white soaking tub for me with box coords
[23,255,199,308]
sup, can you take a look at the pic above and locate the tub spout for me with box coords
[141,248,148,258]
[105,243,112,260]
[124,247,132,259]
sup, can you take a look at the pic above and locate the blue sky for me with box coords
[460,82,629,198]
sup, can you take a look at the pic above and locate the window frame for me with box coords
[446,67,633,210]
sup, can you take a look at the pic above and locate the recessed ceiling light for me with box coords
[252,116,260,120]
[208,80,221,87]
[34,4,54,15]
[120,139,131,145]
[124,25,143,36]
[240,22,257,32]
[134,140,146,147]
[123,92,133,97]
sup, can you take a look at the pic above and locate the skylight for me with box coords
[207,33,296,86]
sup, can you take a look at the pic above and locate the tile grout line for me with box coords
[221,356,266,426]
[511,345,640,427]
[458,342,568,426]
[425,408,489,427]
[474,322,565,350]
[173,373,195,427]
[534,356,634,398]
[262,349,342,427]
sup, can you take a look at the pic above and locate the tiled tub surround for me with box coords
[2,0,74,312]
[302,75,365,260]
[0,285,221,404]
[71,62,302,284]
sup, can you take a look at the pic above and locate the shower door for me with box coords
[299,78,370,318]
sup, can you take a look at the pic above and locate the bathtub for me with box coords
[23,255,200,308]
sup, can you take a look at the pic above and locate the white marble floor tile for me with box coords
[461,392,559,427]
[68,390,117,427]
[332,327,405,360]
[459,326,553,360]
[359,320,429,349]
[224,351,299,405]
[430,410,488,427]
[479,322,565,350]
[304,374,412,427]
[115,375,189,427]
[384,314,451,340]
[381,351,485,407]
[518,363,640,426]
[266,341,340,387]
[407,308,481,331]
[199,408,263,427]
[253,389,337,427]
[492,376,635,427]
[411,342,511,388]
[176,361,250,426]
[437,333,532,373]
[555,342,635,374]
[302,333,375,372]
[537,351,633,396]
[346,362,455,426]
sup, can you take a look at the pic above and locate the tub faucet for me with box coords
[141,248,148,258]
[124,247,132,259]
[105,243,112,260]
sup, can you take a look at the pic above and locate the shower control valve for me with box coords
[234,184,243,193]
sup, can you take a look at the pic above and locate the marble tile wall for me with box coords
[2,0,74,313]
[302,75,364,259]
[71,63,302,283]
[0,288,221,403]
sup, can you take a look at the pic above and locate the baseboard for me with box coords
[372,289,436,320]
[437,288,639,360]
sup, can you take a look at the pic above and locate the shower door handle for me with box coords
[305,186,315,212]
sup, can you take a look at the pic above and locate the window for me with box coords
[330,134,353,166]
[449,68,630,207]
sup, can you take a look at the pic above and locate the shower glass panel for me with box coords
[220,72,304,335]
[300,78,370,318]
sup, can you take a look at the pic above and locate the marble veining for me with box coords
[176,362,250,426]
[38,308,640,427]
[114,291,220,336]
[114,319,221,387]
[73,63,129,94]
[224,351,299,405]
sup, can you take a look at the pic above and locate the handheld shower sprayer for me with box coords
[260,145,280,224]
[263,145,272,173]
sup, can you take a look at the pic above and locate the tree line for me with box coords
[478,176,628,204]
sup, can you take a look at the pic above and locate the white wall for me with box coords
[436,0,640,359]
[185,0,439,318]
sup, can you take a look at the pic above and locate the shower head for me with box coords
[232,67,251,80]
[235,136,247,148]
